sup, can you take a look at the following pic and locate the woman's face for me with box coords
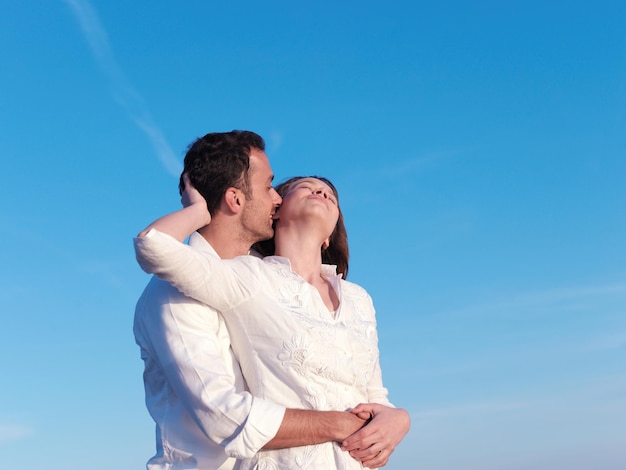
[276,177,340,234]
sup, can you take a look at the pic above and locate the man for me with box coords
[134,131,401,469]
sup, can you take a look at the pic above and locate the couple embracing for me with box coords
[134,130,410,469]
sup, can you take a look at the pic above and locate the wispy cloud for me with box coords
[1,213,140,300]
[0,424,34,443]
[377,150,456,178]
[414,399,531,420]
[504,281,626,307]
[400,279,626,383]
[436,279,626,320]
[267,130,285,155]
[413,372,626,427]
[63,0,182,176]
[76,258,143,300]
[582,331,626,352]
[370,145,475,182]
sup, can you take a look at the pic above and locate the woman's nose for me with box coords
[314,188,327,198]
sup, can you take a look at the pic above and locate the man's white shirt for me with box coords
[134,232,284,470]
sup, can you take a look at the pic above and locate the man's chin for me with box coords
[253,228,274,243]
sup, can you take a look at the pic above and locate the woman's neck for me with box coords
[274,231,324,284]
[274,227,340,312]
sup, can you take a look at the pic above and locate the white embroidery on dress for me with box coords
[278,333,312,377]
[254,457,279,470]
[294,445,317,468]
[269,263,383,429]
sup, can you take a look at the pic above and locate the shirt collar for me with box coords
[189,232,262,259]
[263,255,342,280]
[188,231,219,258]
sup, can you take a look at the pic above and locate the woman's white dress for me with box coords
[135,229,391,469]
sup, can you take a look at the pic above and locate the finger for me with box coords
[342,428,374,451]
[349,442,382,460]
[360,449,388,468]
[350,403,372,415]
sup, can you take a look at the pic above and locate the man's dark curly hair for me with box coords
[178,130,265,216]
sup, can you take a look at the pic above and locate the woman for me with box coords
[135,175,409,469]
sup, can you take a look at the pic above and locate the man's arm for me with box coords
[265,409,367,449]
[136,279,367,459]
[136,279,283,459]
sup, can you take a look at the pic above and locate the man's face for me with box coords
[240,149,282,243]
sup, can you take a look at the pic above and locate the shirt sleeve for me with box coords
[134,229,256,311]
[362,292,395,407]
[135,266,284,459]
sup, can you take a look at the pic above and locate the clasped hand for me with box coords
[342,404,411,468]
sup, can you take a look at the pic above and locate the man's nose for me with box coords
[272,188,282,204]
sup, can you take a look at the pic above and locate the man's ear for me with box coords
[223,187,244,214]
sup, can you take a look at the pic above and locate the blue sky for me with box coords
[1,1,625,468]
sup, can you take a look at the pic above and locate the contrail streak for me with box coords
[64,0,182,176]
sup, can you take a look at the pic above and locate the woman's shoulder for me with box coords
[340,277,373,300]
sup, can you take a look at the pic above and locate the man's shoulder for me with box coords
[138,275,186,301]
[133,275,225,341]
[135,275,217,319]
[188,231,219,256]
[133,240,221,333]
[136,239,216,306]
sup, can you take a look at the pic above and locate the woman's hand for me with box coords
[341,403,411,468]
[137,173,211,241]
[180,173,206,208]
